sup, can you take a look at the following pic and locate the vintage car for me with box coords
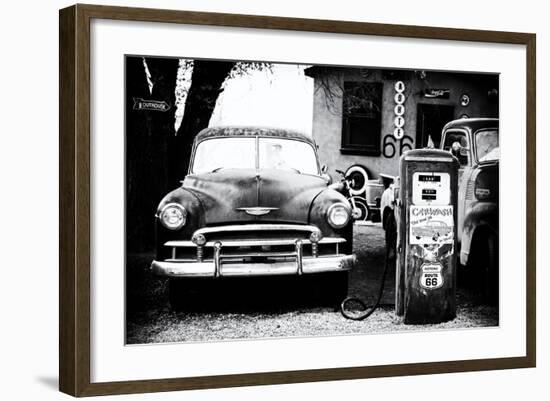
[151,126,356,310]
[381,118,499,302]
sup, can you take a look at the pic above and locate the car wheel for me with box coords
[168,278,190,311]
[467,232,499,306]
[349,196,369,221]
[344,165,369,196]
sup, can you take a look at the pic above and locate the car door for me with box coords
[441,128,472,242]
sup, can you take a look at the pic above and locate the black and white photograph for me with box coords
[2,0,544,398]
[124,55,500,344]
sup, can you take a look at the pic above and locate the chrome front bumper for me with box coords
[152,224,355,278]
[151,254,355,278]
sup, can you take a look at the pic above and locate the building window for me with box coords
[341,81,383,156]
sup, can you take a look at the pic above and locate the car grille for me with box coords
[164,224,346,262]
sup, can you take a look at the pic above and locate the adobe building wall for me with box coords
[309,68,498,181]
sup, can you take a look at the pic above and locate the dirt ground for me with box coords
[126,224,498,344]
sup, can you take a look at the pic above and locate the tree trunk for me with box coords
[126,58,234,251]
[171,60,235,181]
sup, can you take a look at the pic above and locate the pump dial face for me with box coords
[412,172,450,206]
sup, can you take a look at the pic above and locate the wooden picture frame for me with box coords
[59,3,536,396]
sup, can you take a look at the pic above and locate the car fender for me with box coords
[380,186,396,230]
[460,201,498,265]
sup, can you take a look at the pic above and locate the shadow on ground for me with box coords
[126,224,498,344]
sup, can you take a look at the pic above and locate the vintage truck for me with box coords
[381,118,499,302]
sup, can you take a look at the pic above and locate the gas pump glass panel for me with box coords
[411,172,451,205]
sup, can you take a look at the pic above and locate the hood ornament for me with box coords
[236,207,279,216]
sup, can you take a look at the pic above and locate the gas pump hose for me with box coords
[340,245,392,321]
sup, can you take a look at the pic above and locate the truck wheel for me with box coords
[483,234,499,306]
[168,278,190,311]
[468,232,499,306]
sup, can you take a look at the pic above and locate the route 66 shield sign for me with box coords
[419,263,443,290]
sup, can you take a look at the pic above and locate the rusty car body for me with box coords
[151,127,356,309]
[442,118,499,300]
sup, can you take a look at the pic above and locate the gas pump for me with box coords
[340,148,458,324]
[396,149,459,324]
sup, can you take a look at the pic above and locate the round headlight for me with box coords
[159,203,187,230]
[326,202,351,229]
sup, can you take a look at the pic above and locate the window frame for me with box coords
[442,128,471,167]
[340,81,383,156]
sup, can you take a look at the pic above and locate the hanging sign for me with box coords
[133,97,171,112]
[394,104,405,116]
[393,127,404,139]
[392,82,407,140]
[394,116,405,128]
[460,94,470,106]
[394,81,405,93]
[394,92,406,104]
[423,89,450,99]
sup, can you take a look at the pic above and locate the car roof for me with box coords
[443,118,499,133]
[194,126,315,145]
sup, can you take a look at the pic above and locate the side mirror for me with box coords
[451,141,469,157]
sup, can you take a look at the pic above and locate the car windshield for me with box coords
[258,138,318,174]
[192,137,319,175]
[475,129,499,162]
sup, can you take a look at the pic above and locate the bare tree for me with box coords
[126,57,271,251]
[313,67,382,118]
[170,60,272,181]
[169,60,235,182]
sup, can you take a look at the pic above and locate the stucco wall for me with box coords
[310,68,498,182]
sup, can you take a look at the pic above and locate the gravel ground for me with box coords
[126,224,498,344]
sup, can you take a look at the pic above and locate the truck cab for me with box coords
[441,119,499,297]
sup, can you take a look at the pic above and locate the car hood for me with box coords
[181,168,328,225]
